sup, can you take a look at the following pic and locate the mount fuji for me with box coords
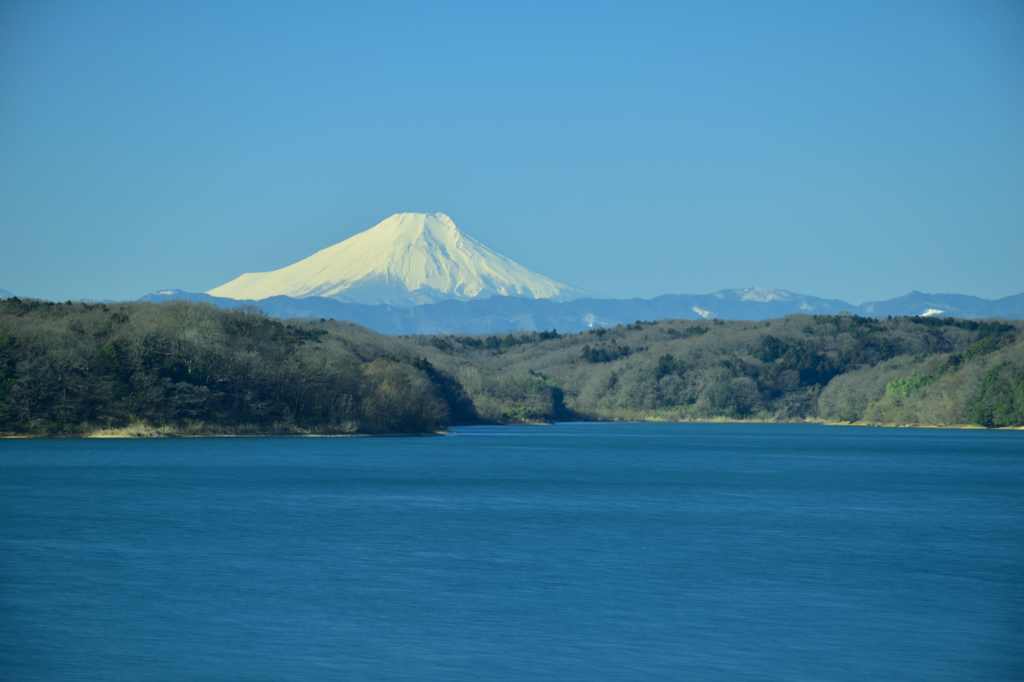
[131,211,1024,335]
[207,212,596,306]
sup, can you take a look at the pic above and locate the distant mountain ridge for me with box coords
[165,210,1024,331]
[139,288,1024,335]
[856,291,1024,319]
[207,212,596,305]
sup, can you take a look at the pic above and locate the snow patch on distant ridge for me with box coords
[713,287,799,303]
[736,287,793,302]
[692,306,713,319]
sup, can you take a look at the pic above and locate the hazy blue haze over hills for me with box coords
[858,291,1024,319]
[137,289,1024,335]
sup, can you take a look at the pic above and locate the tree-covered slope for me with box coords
[406,314,1023,427]
[0,298,474,436]
[2,297,1021,435]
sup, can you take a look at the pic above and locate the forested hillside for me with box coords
[406,314,1024,428]
[1,297,1021,435]
[0,298,472,435]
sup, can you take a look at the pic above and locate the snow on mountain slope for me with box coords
[713,287,812,303]
[208,213,597,305]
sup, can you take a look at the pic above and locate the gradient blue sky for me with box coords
[1,0,1022,304]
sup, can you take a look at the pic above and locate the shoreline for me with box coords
[2,420,1020,439]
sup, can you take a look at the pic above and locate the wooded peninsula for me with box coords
[1,297,1021,436]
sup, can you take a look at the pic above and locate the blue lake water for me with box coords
[1,423,1022,681]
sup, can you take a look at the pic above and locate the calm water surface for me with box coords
[1,423,1022,681]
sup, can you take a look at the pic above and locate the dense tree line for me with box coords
[580,344,632,363]
[429,329,562,353]
[2,297,1022,435]
[412,314,1023,428]
[0,298,465,435]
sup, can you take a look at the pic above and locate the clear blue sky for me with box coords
[1,0,1022,304]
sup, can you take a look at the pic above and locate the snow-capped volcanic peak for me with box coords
[207,212,595,305]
